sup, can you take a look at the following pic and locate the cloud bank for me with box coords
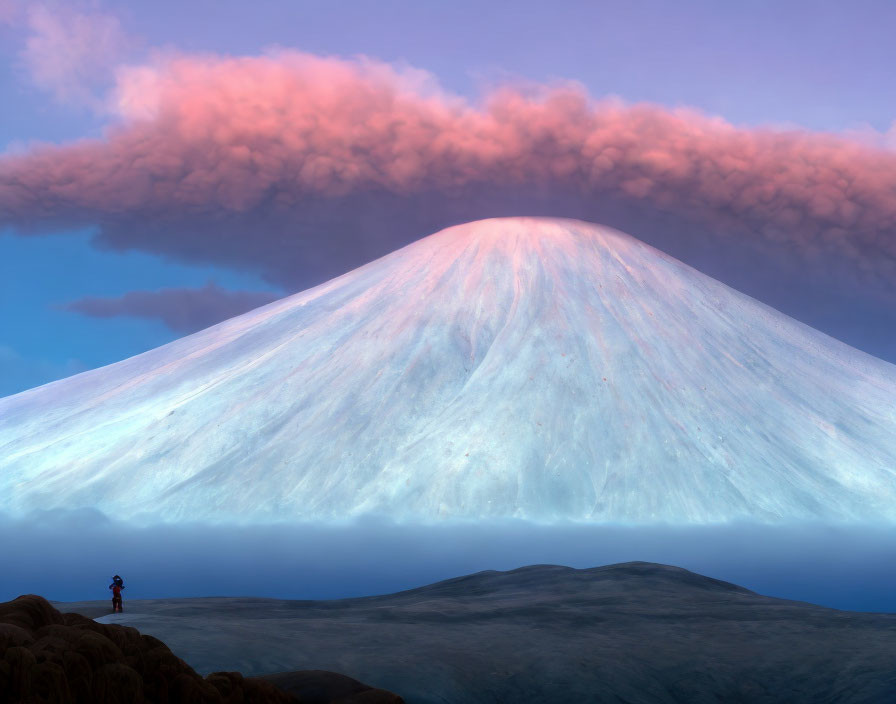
[63,281,281,333]
[1,50,894,301]
[1,514,895,613]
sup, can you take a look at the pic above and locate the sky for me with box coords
[1,0,895,398]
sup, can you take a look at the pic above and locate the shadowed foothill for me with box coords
[0,594,403,703]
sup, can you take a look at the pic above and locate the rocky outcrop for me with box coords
[0,594,402,703]
[260,671,403,704]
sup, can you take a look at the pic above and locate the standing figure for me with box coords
[109,575,124,612]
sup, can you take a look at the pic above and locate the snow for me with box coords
[2,217,895,523]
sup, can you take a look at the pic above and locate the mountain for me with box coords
[2,217,895,522]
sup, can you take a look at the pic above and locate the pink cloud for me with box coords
[19,3,131,108]
[1,50,895,301]
[63,282,281,333]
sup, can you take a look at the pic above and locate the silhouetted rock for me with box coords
[0,594,403,703]
[260,671,403,704]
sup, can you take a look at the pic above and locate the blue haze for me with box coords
[2,514,895,613]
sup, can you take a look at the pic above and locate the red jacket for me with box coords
[111,585,122,597]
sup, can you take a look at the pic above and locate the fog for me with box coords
[2,511,894,613]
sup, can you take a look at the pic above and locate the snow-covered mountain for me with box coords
[2,217,895,523]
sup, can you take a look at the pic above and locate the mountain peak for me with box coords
[411,215,633,249]
[373,216,658,293]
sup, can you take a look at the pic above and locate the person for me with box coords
[109,575,125,612]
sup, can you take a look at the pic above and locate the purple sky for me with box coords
[1,0,895,396]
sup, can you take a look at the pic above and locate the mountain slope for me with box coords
[2,217,895,522]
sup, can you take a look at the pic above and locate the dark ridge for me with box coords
[585,561,755,593]
[370,561,753,602]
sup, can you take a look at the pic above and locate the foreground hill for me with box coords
[57,562,896,703]
[0,594,402,703]
[3,217,896,522]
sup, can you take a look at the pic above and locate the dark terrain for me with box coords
[0,594,401,703]
[47,561,896,703]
